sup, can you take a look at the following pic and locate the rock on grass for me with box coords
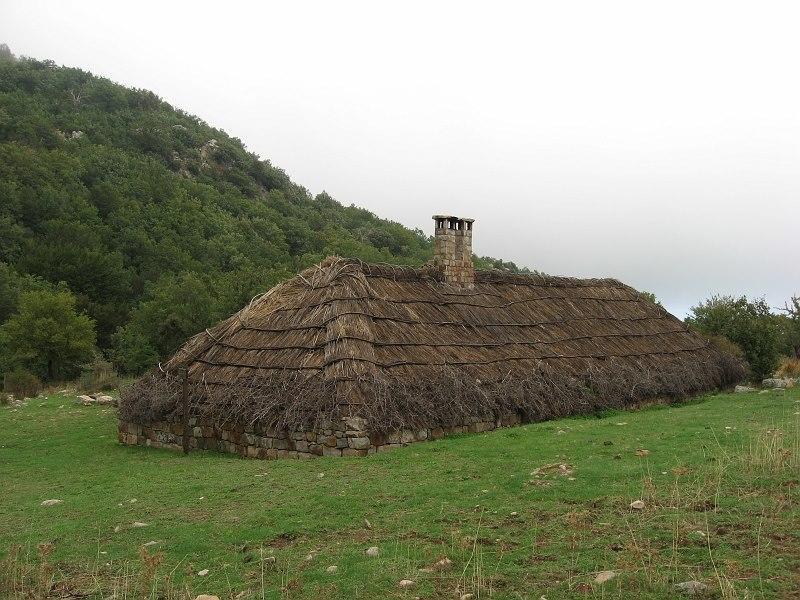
[40,499,63,507]
[594,570,616,584]
[675,580,708,595]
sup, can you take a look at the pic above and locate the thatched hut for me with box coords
[118,215,743,458]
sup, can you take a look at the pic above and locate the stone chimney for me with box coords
[432,215,475,287]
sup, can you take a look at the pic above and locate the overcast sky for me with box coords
[2,1,798,316]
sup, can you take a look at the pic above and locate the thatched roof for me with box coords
[121,256,743,431]
[165,256,714,381]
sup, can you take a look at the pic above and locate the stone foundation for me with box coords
[117,413,522,459]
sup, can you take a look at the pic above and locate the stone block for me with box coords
[322,446,342,457]
[344,416,368,432]
[323,435,337,447]
[342,448,368,457]
[348,437,371,450]
[336,437,349,449]
[377,444,401,453]
[400,429,415,444]
[430,428,445,440]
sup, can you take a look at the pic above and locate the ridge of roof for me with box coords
[315,256,629,290]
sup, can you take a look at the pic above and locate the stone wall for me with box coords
[117,413,522,459]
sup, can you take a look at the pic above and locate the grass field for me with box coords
[1,388,798,599]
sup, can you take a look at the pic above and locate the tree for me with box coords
[1,287,96,380]
[686,295,779,382]
[113,272,220,373]
[775,296,800,359]
[639,291,663,307]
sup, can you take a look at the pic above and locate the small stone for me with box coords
[366,546,379,557]
[40,499,63,507]
[594,570,616,584]
[675,580,708,595]
[364,518,373,529]
[629,500,645,510]
[326,565,338,574]
[734,385,756,393]
[510,511,519,517]
[197,569,209,576]
[132,521,149,528]
[398,579,416,589]
[434,557,452,570]
[142,541,160,547]
[194,596,220,600]
[635,449,650,456]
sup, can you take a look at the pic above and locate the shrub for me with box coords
[686,295,779,382]
[79,357,120,392]
[705,333,745,360]
[3,369,42,399]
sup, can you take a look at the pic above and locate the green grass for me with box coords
[1,389,798,599]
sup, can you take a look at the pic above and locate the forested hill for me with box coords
[0,48,525,376]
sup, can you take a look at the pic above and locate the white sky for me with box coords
[2,0,798,317]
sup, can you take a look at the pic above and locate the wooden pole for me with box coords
[180,367,190,454]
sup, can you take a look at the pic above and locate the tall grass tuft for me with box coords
[776,357,800,378]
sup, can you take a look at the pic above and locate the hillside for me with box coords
[0,48,524,374]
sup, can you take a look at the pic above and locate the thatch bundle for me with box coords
[120,257,744,435]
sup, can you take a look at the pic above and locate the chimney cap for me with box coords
[432,215,473,222]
